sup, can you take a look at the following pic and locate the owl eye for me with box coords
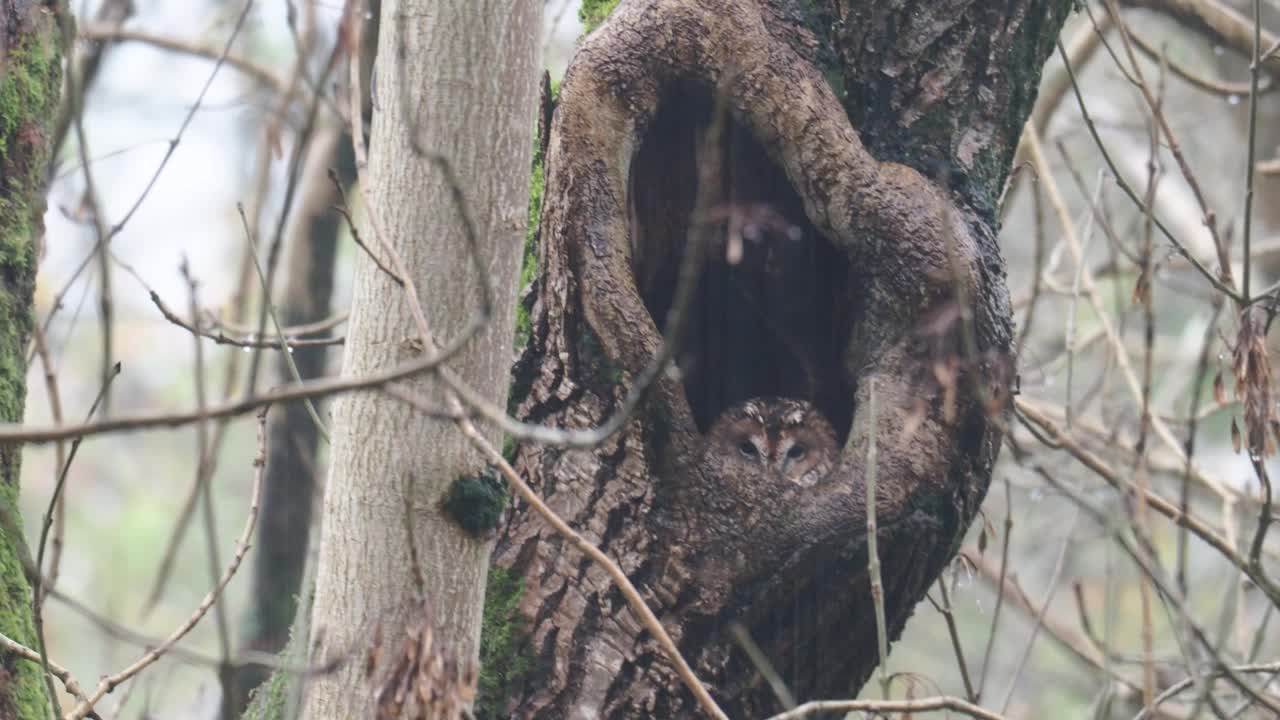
[787,444,807,460]
[738,441,759,458]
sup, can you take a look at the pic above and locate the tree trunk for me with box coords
[0,2,64,717]
[494,0,1071,717]
[301,1,542,717]
[229,124,349,716]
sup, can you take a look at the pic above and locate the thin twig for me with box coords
[1064,170,1104,428]
[976,477,1013,700]
[241,25,343,400]
[41,580,337,679]
[78,24,285,91]
[134,100,330,612]
[1038,469,1280,715]
[1245,456,1274,596]
[1025,128,1236,503]
[28,324,67,596]
[1056,38,1239,301]
[111,0,258,241]
[1127,28,1272,98]
[997,506,1080,713]
[968,549,1127,686]
[328,170,404,287]
[866,379,891,700]
[1240,0,1262,303]
[1177,301,1224,595]
[49,0,135,174]
[1134,662,1280,720]
[1015,161,1046,356]
[1119,0,1280,77]
[237,204,330,441]
[933,579,977,701]
[64,408,268,720]
[147,288,343,349]
[32,360,120,720]
[36,0,259,345]
[1103,0,1248,292]
[1015,397,1280,605]
[765,696,1010,720]
[0,629,93,710]
[0,349,468,445]
[54,0,115,420]
[210,310,348,339]
[1131,47,1166,711]
[729,622,796,711]
[183,261,236,717]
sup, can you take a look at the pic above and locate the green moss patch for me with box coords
[579,0,620,33]
[476,566,535,719]
[443,468,507,537]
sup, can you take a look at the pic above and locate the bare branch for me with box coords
[0,630,94,713]
[64,407,268,720]
[766,696,1011,720]
[0,351,462,444]
[78,24,285,91]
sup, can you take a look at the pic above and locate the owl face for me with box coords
[703,397,837,487]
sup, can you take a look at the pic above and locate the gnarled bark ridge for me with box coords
[496,1,1071,716]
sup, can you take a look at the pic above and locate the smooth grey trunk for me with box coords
[301,2,541,717]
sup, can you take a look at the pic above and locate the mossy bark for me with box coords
[0,1,65,718]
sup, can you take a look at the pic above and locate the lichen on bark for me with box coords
[832,0,1073,215]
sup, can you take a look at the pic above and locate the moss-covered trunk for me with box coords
[0,1,65,717]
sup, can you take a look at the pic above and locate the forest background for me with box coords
[10,0,1280,717]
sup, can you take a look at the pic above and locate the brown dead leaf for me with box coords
[1232,307,1276,457]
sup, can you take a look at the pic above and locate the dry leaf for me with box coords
[368,600,479,719]
[1232,308,1276,457]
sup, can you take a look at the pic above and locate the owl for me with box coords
[701,397,838,488]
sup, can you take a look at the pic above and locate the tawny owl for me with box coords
[701,397,838,488]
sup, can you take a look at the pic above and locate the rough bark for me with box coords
[493,0,1071,717]
[229,124,349,716]
[300,1,542,717]
[0,1,64,717]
